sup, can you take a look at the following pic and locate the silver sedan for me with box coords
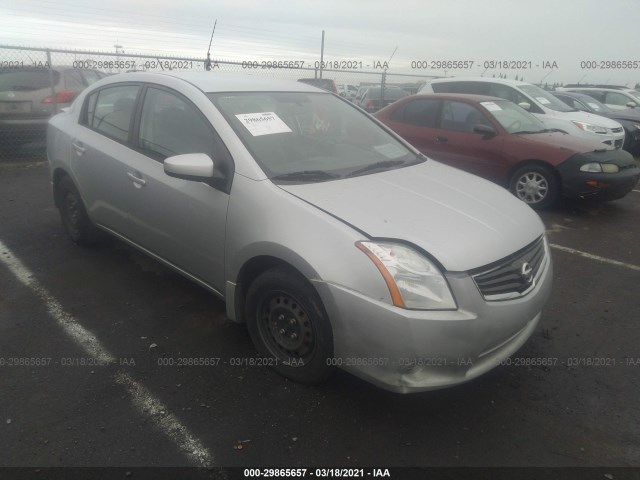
[47,72,552,393]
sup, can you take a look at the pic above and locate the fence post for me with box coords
[380,70,386,106]
[46,49,57,115]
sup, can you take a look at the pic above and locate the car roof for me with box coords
[427,76,530,87]
[406,93,507,103]
[99,71,324,93]
[564,86,635,93]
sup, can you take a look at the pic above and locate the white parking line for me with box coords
[550,243,640,272]
[0,240,214,467]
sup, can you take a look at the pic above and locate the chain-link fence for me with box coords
[0,45,438,161]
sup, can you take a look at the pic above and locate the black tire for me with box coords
[509,164,559,209]
[57,176,100,245]
[245,267,334,384]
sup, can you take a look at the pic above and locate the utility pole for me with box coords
[114,44,123,72]
[319,30,325,80]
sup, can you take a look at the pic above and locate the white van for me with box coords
[419,77,625,149]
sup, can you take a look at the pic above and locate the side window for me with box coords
[138,87,232,178]
[390,99,440,127]
[605,92,633,106]
[583,90,605,102]
[441,101,492,133]
[86,85,139,142]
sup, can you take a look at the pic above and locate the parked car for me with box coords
[419,77,626,150]
[336,83,356,101]
[557,86,640,111]
[357,85,408,112]
[375,94,640,208]
[552,91,640,154]
[297,77,338,94]
[48,72,553,393]
[0,66,106,145]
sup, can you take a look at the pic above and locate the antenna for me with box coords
[205,19,217,71]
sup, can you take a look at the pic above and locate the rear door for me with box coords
[71,83,141,238]
[384,98,442,152]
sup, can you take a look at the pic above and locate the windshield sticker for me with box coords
[374,143,406,159]
[480,101,502,112]
[536,97,551,105]
[235,112,292,136]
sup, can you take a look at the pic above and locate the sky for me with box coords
[1,0,639,86]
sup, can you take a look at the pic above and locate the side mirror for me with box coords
[473,124,497,136]
[626,101,637,108]
[518,102,531,111]
[164,153,214,181]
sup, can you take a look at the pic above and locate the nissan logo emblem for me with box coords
[520,262,534,285]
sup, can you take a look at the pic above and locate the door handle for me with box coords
[126,171,146,187]
[434,136,448,143]
[71,142,86,155]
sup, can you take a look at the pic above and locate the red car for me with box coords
[375,94,640,208]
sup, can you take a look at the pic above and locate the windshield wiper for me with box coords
[541,128,567,134]
[271,170,340,182]
[513,130,546,134]
[346,159,406,178]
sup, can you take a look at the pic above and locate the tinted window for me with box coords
[89,85,139,142]
[441,101,492,132]
[139,87,225,163]
[577,90,605,102]
[64,69,84,89]
[488,84,529,105]
[0,69,60,92]
[554,94,585,111]
[391,98,441,127]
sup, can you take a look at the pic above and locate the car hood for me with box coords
[513,131,604,154]
[279,161,545,272]
[609,110,640,122]
[543,108,623,128]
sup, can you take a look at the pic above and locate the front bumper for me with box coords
[557,151,640,200]
[313,247,553,393]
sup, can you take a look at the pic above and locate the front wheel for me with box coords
[509,164,559,209]
[245,267,334,384]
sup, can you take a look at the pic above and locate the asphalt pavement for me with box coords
[1,162,639,473]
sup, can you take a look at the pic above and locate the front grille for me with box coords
[611,127,623,133]
[472,237,547,301]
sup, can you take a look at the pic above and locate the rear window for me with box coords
[0,69,60,92]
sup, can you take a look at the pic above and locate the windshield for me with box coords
[208,92,420,182]
[481,99,546,134]
[581,97,611,113]
[519,84,574,112]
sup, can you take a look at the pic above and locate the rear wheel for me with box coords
[509,164,559,209]
[245,267,334,384]
[57,176,100,245]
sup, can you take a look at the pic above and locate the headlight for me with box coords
[572,121,607,134]
[356,241,456,310]
[579,162,619,173]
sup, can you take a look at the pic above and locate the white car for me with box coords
[420,77,625,150]
[556,86,640,111]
